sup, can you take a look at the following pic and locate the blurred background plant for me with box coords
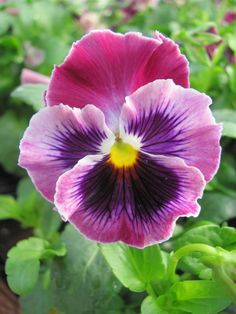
[1,0,236,313]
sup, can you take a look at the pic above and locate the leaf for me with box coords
[6,237,66,295]
[156,280,231,314]
[213,109,236,124]
[141,296,168,314]
[0,111,27,175]
[16,177,61,239]
[0,12,13,35]
[198,192,236,223]
[11,83,47,111]
[50,225,124,314]
[0,195,19,220]
[101,243,166,292]
[194,32,222,46]
[213,109,236,138]
[172,224,236,276]
[20,275,57,314]
[221,122,236,138]
[6,238,48,295]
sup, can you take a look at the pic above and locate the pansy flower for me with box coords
[19,30,221,248]
[204,26,223,60]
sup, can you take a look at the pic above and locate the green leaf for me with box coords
[213,109,236,138]
[50,225,124,314]
[221,122,236,138]
[213,109,236,124]
[101,243,166,292]
[20,275,57,314]
[141,296,168,314]
[194,32,222,46]
[0,112,27,174]
[156,280,231,314]
[6,237,66,295]
[11,83,47,111]
[0,195,19,220]
[17,177,61,238]
[0,12,13,35]
[199,192,236,223]
[6,238,48,295]
[172,224,236,277]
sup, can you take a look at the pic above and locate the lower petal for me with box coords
[55,152,205,248]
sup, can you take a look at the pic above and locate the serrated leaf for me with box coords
[6,238,47,295]
[101,243,166,292]
[6,237,66,295]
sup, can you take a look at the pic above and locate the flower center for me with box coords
[110,141,138,168]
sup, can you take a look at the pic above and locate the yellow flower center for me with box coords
[110,141,138,168]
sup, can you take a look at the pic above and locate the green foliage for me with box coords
[11,84,47,111]
[214,109,236,139]
[142,281,231,314]
[50,225,125,314]
[170,224,236,278]
[0,177,61,239]
[0,111,28,174]
[6,237,66,295]
[20,225,128,314]
[101,243,166,292]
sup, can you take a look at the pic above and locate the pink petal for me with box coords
[19,104,114,201]
[46,30,189,130]
[120,79,221,182]
[55,153,204,248]
[21,69,50,85]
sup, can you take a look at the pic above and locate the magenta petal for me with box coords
[55,152,205,248]
[120,79,221,182]
[46,30,189,130]
[138,31,190,88]
[19,104,114,201]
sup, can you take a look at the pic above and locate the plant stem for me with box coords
[146,283,157,298]
[167,243,217,283]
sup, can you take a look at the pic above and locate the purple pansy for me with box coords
[19,30,221,248]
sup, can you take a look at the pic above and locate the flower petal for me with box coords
[120,79,221,182]
[55,152,205,248]
[19,104,114,201]
[21,69,50,85]
[46,30,189,130]
[142,31,189,88]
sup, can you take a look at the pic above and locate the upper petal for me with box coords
[55,152,205,248]
[19,104,114,201]
[46,30,189,130]
[120,79,221,182]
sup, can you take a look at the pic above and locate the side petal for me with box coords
[55,152,205,248]
[120,79,221,182]
[19,104,115,201]
[46,30,189,130]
